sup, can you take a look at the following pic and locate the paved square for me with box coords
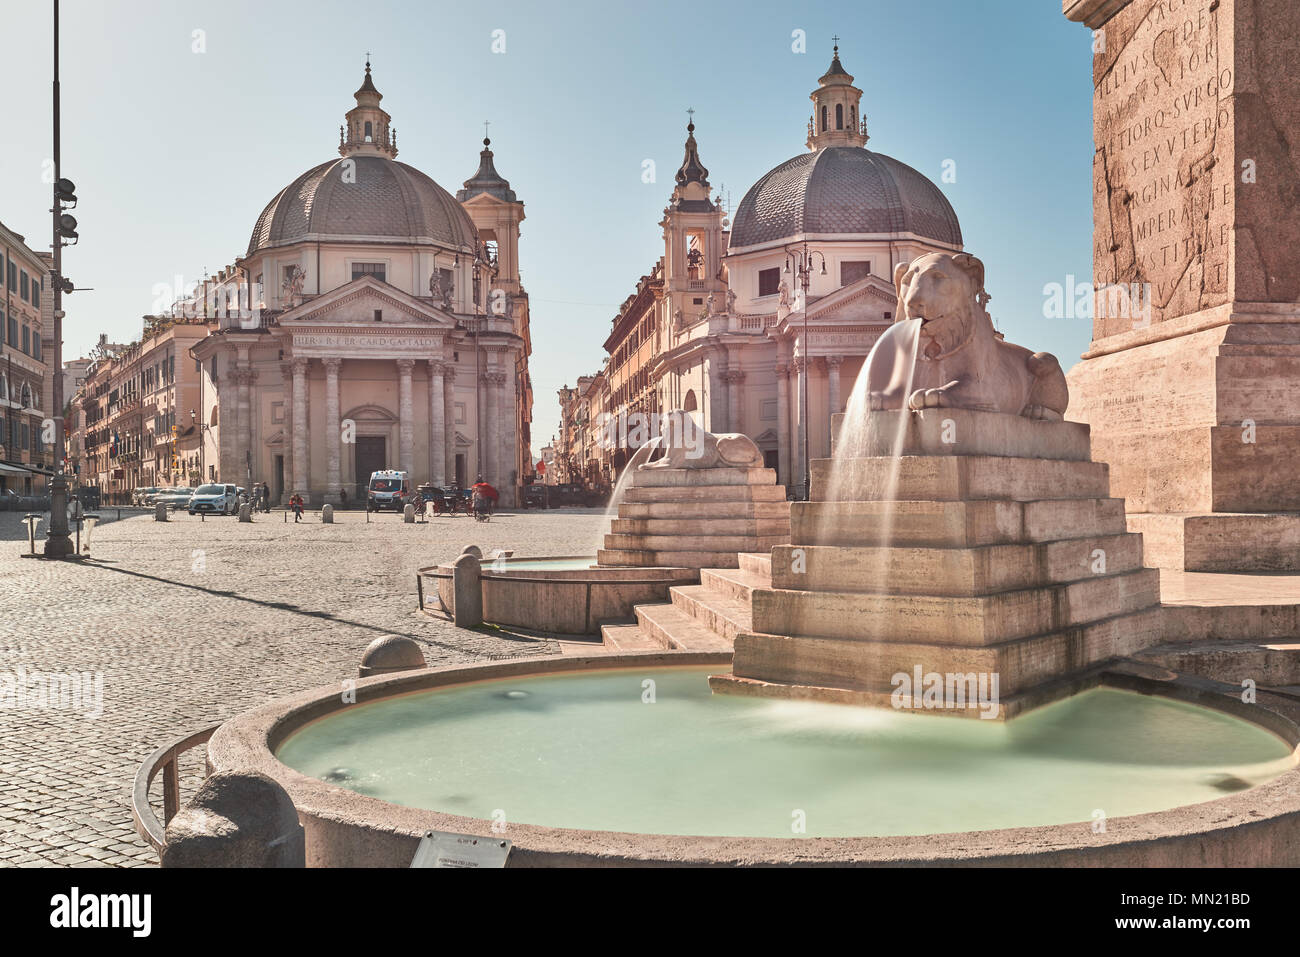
[0,507,604,866]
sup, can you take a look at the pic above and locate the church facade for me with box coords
[561,46,964,495]
[191,63,533,506]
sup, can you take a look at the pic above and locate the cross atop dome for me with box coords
[340,58,397,158]
[807,39,867,151]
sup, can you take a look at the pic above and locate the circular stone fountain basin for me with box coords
[422,557,695,635]
[205,653,1300,866]
[276,666,1292,839]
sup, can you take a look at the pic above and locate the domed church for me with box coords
[193,62,532,506]
[653,44,963,491]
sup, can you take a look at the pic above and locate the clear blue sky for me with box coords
[1,0,1096,454]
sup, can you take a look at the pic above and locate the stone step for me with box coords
[623,484,788,504]
[1134,639,1300,686]
[810,455,1111,503]
[790,498,1129,547]
[618,501,791,520]
[611,517,791,537]
[603,532,789,553]
[730,605,1164,699]
[1130,512,1300,573]
[700,565,772,601]
[1162,602,1300,644]
[598,548,748,569]
[831,408,1093,462]
[751,567,1162,646]
[633,601,734,652]
[631,466,778,487]
[738,552,772,576]
[768,533,1145,595]
[670,584,753,641]
[599,622,664,652]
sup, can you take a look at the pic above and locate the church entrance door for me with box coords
[354,436,387,499]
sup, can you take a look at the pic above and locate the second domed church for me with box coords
[566,44,964,493]
[192,62,532,506]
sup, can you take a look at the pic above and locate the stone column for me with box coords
[397,359,415,478]
[291,357,309,499]
[323,358,342,503]
[725,368,745,434]
[792,356,807,495]
[826,355,843,453]
[279,363,294,504]
[235,366,251,487]
[481,370,500,484]
[775,362,790,487]
[499,361,514,504]
[427,359,446,485]
[442,367,457,483]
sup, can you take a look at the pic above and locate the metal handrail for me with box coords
[131,723,222,853]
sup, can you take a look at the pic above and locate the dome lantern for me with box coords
[806,39,867,151]
[340,58,398,158]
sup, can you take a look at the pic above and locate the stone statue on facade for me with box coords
[862,252,1069,420]
[282,266,307,306]
[428,270,442,302]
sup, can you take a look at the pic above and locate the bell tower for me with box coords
[339,58,397,158]
[661,115,727,327]
[806,40,868,150]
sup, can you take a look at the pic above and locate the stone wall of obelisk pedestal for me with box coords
[709,409,1165,718]
[597,466,791,570]
[1062,0,1300,571]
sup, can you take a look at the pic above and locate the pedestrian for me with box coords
[340,487,348,509]
[261,482,271,512]
[291,492,304,523]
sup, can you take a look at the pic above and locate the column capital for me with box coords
[481,371,507,386]
[322,357,343,373]
[825,355,844,368]
[279,362,294,380]
[774,362,791,376]
[396,358,416,374]
[723,369,746,383]
[791,356,807,372]
[291,356,309,374]
[443,366,456,383]
[427,358,448,376]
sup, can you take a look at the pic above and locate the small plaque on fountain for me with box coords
[410,830,512,868]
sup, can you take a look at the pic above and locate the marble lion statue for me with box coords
[630,410,764,470]
[863,252,1068,420]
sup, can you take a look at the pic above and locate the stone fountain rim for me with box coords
[205,651,1300,867]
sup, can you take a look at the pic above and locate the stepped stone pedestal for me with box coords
[597,466,790,570]
[710,408,1164,718]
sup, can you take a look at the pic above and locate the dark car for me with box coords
[521,484,549,509]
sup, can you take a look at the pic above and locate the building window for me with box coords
[364,120,373,141]
[6,262,15,288]
[21,327,29,354]
[352,262,385,282]
[758,267,780,297]
[761,398,777,421]
[31,283,39,308]
[32,335,40,361]
[836,103,844,130]
[820,106,827,132]
[20,271,28,301]
[840,261,872,286]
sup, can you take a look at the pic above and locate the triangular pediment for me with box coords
[802,273,898,324]
[278,275,458,328]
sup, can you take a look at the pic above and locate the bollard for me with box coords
[238,503,252,523]
[155,502,169,522]
[403,503,415,523]
[452,553,483,628]
[283,509,287,523]
[322,504,334,524]
[24,514,39,555]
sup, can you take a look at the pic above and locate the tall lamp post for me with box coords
[784,242,826,502]
[44,0,76,558]
[457,241,498,483]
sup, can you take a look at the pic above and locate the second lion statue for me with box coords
[862,252,1069,420]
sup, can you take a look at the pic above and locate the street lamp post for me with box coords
[43,0,74,558]
[784,242,826,502]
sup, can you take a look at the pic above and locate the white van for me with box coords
[367,470,410,512]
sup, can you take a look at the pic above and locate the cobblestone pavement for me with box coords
[0,506,605,867]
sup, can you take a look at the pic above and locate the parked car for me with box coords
[521,484,549,509]
[188,483,239,515]
[134,486,162,506]
[157,487,196,510]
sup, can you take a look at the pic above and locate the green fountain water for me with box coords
[277,666,1293,839]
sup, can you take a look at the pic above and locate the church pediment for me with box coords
[278,275,457,328]
[804,274,898,324]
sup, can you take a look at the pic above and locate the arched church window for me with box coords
[836,104,844,130]
[683,389,698,413]
[820,106,827,132]
[364,121,373,142]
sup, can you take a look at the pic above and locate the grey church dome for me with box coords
[247,154,478,257]
[729,146,962,250]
